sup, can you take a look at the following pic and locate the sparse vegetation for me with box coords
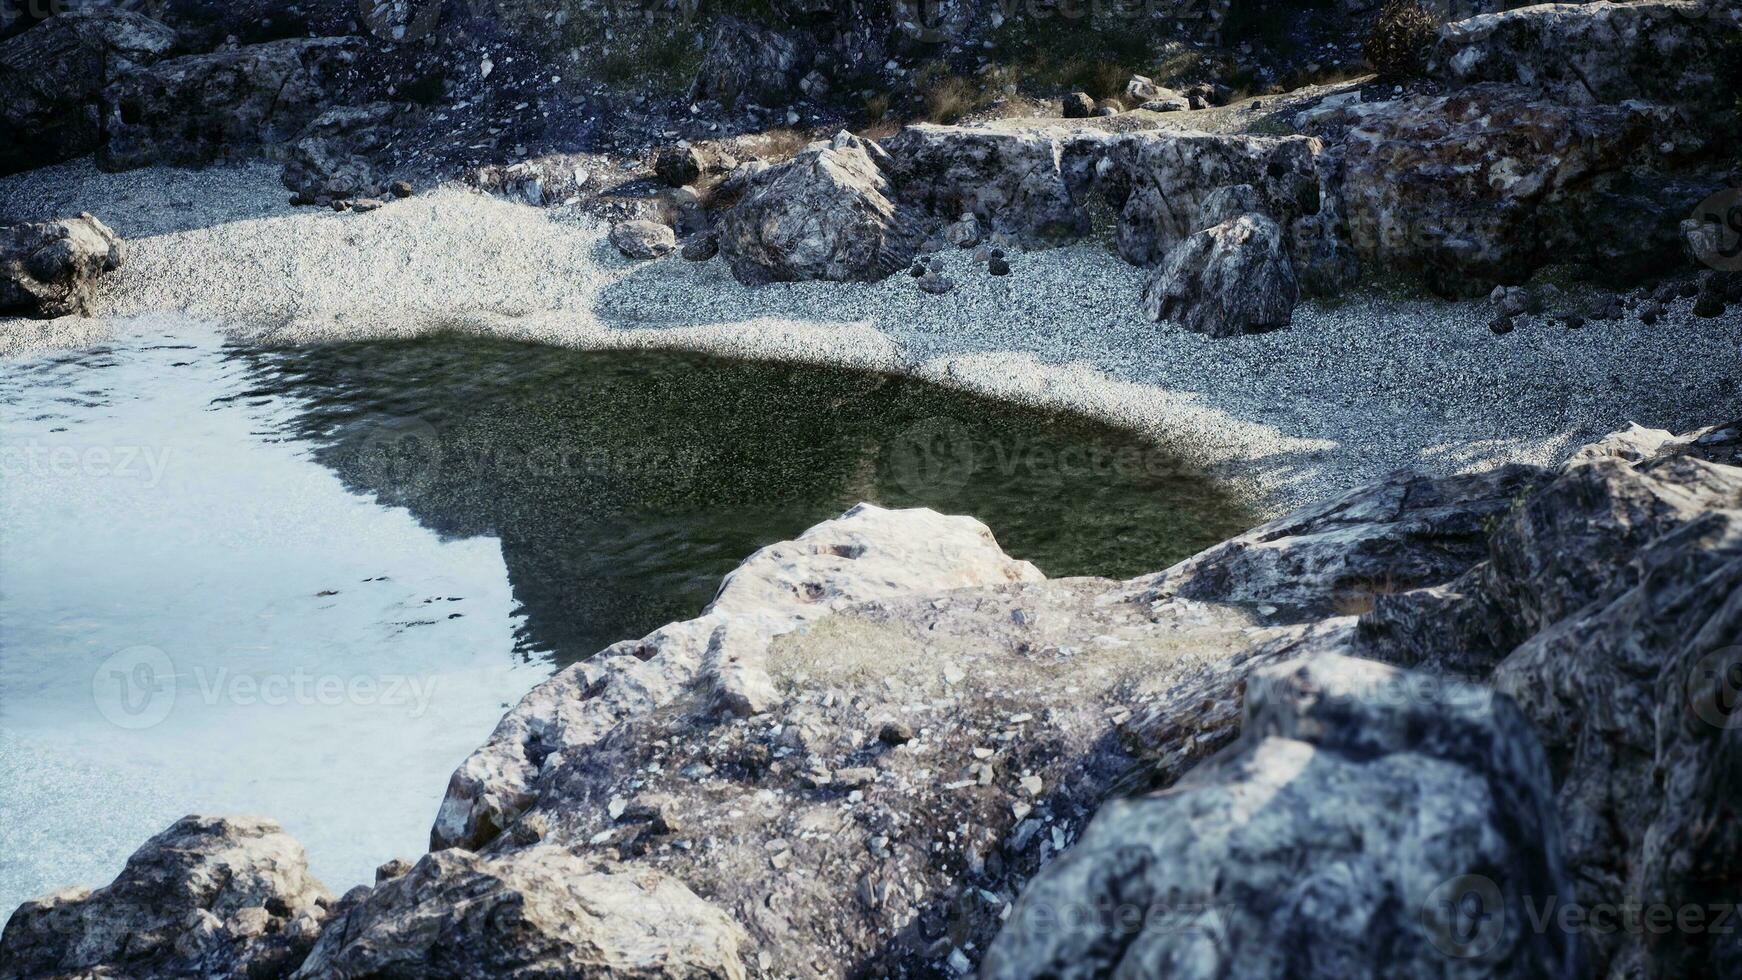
[1363,0,1441,79]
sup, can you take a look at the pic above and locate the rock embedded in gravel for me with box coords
[0,816,332,979]
[390,180,413,198]
[0,212,124,318]
[988,256,1011,276]
[281,102,403,205]
[609,219,678,260]
[918,271,954,294]
[653,144,707,187]
[1490,313,1516,334]
[717,132,913,284]
[1061,92,1094,118]
[681,232,720,262]
[1142,213,1299,337]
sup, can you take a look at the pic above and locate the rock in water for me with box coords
[1141,213,1299,337]
[0,213,124,318]
[983,653,1582,978]
[0,8,178,175]
[291,848,750,979]
[0,816,332,979]
[610,220,678,260]
[100,36,368,170]
[717,132,914,285]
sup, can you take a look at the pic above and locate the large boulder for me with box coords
[100,36,368,170]
[0,8,177,175]
[431,502,1042,853]
[688,16,811,108]
[983,652,1582,978]
[281,102,404,205]
[0,816,332,980]
[1357,420,1742,977]
[1140,212,1300,337]
[0,213,124,318]
[1331,84,1713,295]
[882,125,1089,247]
[1433,0,1742,113]
[292,848,750,979]
[717,132,915,285]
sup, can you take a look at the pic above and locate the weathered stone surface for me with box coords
[101,36,368,170]
[1433,0,1742,113]
[610,219,678,260]
[1331,84,1711,295]
[717,132,914,285]
[883,125,1088,248]
[689,16,811,108]
[430,502,1042,853]
[0,8,177,175]
[1354,420,1742,977]
[1140,212,1300,337]
[0,212,124,318]
[984,652,1581,979]
[292,848,749,979]
[0,816,332,980]
[1061,91,1095,118]
[281,102,403,205]
[1130,464,1548,622]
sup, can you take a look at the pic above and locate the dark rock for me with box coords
[0,816,331,980]
[0,213,124,318]
[1692,291,1725,317]
[281,102,402,205]
[718,132,913,285]
[1640,299,1663,324]
[1563,314,1585,329]
[882,125,1090,249]
[1061,92,1094,118]
[689,16,810,109]
[988,256,1010,276]
[610,219,678,260]
[1141,213,1299,337]
[654,145,707,188]
[101,36,369,171]
[1490,313,1515,334]
[681,233,720,262]
[877,721,914,746]
[389,180,413,198]
[918,271,953,294]
[0,9,177,175]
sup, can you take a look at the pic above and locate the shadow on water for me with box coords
[232,334,1257,666]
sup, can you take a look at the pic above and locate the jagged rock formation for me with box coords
[982,652,1582,978]
[0,8,177,175]
[281,102,406,205]
[0,816,332,980]
[0,213,124,318]
[1140,212,1299,336]
[100,36,369,170]
[717,133,916,285]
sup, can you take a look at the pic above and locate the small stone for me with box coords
[1012,801,1032,820]
[374,858,413,884]
[918,273,954,295]
[389,180,413,198]
[1563,314,1586,330]
[836,767,877,788]
[972,747,994,760]
[330,199,351,212]
[1018,775,1044,796]
[878,721,915,746]
[909,261,927,277]
[1488,315,1515,335]
[988,257,1011,276]
[942,665,965,685]
[1693,292,1725,318]
[1062,92,1094,118]
[1640,300,1663,325]
[681,233,719,262]
[351,198,384,213]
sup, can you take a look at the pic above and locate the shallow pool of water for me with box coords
[0,325,1253,911]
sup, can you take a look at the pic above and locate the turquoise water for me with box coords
[0,325,1252,912]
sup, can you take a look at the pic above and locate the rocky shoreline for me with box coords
[4,0,1742,975]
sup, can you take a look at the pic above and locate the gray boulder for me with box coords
[281,102,403,205]
[101,36,367,170]
[0,816,332,980]
[291,848,750,979]
[1,213,124,318]
[984,652,1582,979]
[717,132,914,285]
[0,8,177,175]
[610,219,678,260]
[1140,213,1299,337]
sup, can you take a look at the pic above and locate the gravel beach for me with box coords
[4,158,1737,516]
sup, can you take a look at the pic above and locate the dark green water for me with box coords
[240,334,1256,663]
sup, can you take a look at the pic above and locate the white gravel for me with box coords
[5,158,1738,516]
